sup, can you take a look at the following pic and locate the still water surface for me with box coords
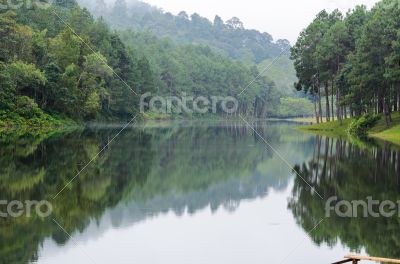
[1,121,399,264]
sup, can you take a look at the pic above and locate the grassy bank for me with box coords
[297,118,353,137]
[298,111,400,145]
[369,112,400,144]
[0,110,77,135]
[371,125,400,144]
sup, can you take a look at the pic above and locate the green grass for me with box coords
[298,111,400,145]
[297,117,353,137]
[368,111,400,133]
[368,111,400,144]
[371,125,400,144]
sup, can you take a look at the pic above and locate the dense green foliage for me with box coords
[347,113,380,138]
[0,0,156,126]
[0,0,315,124]
[77,0,313,117]
[291,0,400,125]
[119,31,283,117]
[79,0,290,64]
[278,97,314,118]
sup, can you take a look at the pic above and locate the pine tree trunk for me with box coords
[313,94,319,124]
[383,95,390,127]
[378,93,384,114]
[394,83,399,112]
[336,88,342,125]
[324,82,330,122]
[331,81,335,121]
[388,95,393,122]
[318,86,323,123]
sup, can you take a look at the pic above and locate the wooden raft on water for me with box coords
[333,255,400,264]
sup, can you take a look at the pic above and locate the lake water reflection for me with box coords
[0,121,398,264]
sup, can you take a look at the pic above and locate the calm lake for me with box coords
[1,121,399,264]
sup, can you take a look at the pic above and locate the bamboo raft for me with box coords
[333,255,400,264]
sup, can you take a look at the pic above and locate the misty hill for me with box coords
[78,0,291,65]
[76,0,305,99]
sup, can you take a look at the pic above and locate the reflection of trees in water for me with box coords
[289,136,400,258]
[99,121,307,228]
[0,122,308,263]
[0,129,155,264]
[103,165,287,230]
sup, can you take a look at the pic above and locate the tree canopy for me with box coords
[291,1,400,125]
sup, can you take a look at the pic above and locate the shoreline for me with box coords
[297,112,400,146]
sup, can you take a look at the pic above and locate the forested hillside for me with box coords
[0,0,315,130]
[78,0,290,64]
[0,0,287,129]
[119,31,282,117]
[0,0,156,127]
[258,55,298,97]
[291,0,400,125]
[76,0,309,101]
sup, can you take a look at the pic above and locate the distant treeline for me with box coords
[79,0,290,64]
[0,0,316,127]
[78,0,314,117]
[291,0,400,125]
[0,0,300,125]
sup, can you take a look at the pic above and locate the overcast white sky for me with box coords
[139,0,379,43]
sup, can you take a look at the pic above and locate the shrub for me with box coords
[348,113,380,138]
[15,96,42,119]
